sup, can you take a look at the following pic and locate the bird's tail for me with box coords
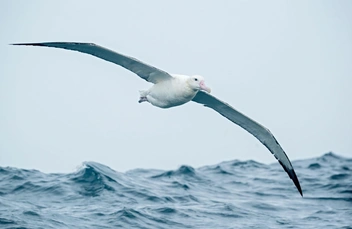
[139,90,148,97]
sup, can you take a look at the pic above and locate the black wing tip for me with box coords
[10,42,96,47]
[290,169,303,197]
[10,42,46,46]
[278,161,303,197]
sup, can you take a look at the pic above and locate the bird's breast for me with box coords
[147,80,197,108]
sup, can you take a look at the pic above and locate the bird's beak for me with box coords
[200,81,211,93]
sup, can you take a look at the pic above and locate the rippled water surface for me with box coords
[0,152,351,228]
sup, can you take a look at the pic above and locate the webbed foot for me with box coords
[138,96,148,103]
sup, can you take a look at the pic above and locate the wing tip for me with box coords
[278,160,303,197]
[10,42,96,46]
[291,169,303,197]
[10,42,49,47]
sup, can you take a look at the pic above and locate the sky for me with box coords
[0,1,351,173]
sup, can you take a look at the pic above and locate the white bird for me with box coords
[12,42,303,196]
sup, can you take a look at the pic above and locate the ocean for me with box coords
[0,152,351,229]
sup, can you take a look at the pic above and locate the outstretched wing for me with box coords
[192,91,303,196]
[11,42,172,84]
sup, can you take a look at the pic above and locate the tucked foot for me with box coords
[138,96,148,103]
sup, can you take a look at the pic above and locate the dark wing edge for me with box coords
[11,42,172,84]
[192,91,303,196]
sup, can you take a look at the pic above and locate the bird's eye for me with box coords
[194,78,198,81]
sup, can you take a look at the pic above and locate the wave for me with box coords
[0,152,351,228]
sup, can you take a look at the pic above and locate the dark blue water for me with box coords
[0,152,351,229]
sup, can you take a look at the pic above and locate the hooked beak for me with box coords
[200,80,211,93]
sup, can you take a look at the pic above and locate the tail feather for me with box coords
[139,90,148,97]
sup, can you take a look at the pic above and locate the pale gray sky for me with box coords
[0,1,351,173]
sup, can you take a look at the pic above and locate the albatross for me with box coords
[12,42,303,196]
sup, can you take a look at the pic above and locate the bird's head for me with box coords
[188,75,211,93]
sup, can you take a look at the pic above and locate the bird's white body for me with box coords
[141,74,199,108]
